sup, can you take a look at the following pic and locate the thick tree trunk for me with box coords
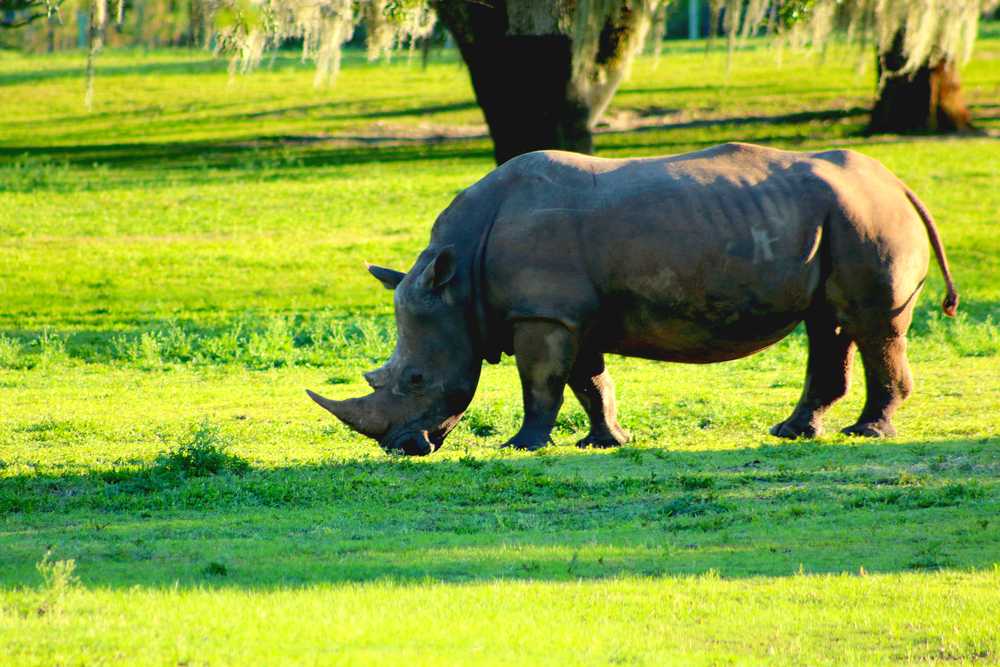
[433,1,653,164]
[868,31,972,134]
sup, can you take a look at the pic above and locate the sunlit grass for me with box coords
[4,572,1000,665]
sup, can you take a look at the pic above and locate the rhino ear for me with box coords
[367,263,405,290]
[418,245,456,290]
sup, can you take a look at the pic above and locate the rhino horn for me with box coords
[306,390,388,439]
[363,365,390,389]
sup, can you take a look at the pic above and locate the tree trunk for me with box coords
[432,0,656,164]
[868,30,972,134]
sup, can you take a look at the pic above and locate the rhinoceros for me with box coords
[307,142,958,455]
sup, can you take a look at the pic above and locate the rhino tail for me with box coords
[902,185,959,317]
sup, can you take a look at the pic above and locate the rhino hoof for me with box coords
[769,420,820,439]
[503,431,552,451]
[841,421,896,438]
[576,429,630,449]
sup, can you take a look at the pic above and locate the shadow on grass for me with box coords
[2,96,470,134]
[607,107,869,134]
[0,50,414,87]
[0,438,997,588]
[343,100,480,120]
[0,136,494,173]
[0,57,228,87]
[5,105,996,191]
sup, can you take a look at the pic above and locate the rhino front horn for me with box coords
[306,389,388,439]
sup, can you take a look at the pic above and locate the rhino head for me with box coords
[307,245,482,455]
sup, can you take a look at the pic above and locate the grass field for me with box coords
[1,28,999,664]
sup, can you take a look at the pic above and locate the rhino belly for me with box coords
[600,268,817,364]
[607,309,802,363]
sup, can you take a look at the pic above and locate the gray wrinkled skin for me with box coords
[309,142,959,454]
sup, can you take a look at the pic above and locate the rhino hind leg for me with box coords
[841,334,912,438]
[504,320,579,451]
[837,266,919,438]
[569,350,630,448]
[771,307,856,439]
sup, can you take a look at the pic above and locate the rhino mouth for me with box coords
[382,427,448,456]
[429,428,447,449]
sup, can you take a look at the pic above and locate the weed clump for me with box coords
[661,492,729,518]
[678,473,716,490]
[112,331,165,370]
[920,311,1000,358]
[34,548,79,617]
[0,336,25,369]
[36,331,69,368]
[154,420,250,477]
[464,408,500,437]
[0,155,73,192]
[202,561,229,577]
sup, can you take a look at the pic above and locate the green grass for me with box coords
[1,30,1000,664]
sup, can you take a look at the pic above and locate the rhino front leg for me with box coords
[505,320,579,451]
[570,350,630,448]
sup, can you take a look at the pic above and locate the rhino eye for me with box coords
[409,372,424,385]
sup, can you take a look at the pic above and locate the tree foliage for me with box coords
[717,0,999,75]
[193,0,1000,105]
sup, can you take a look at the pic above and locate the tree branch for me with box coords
[0,0,62,29]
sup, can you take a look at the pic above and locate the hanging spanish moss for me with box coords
[719,0,999,77]
[646,1,668,68]
[207,0,439,87]
[573,0,663,78]
[84,0,124,109]
[571,0,663,120]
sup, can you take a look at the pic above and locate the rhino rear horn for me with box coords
[306,389,388,439]
[366,263,405,290]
